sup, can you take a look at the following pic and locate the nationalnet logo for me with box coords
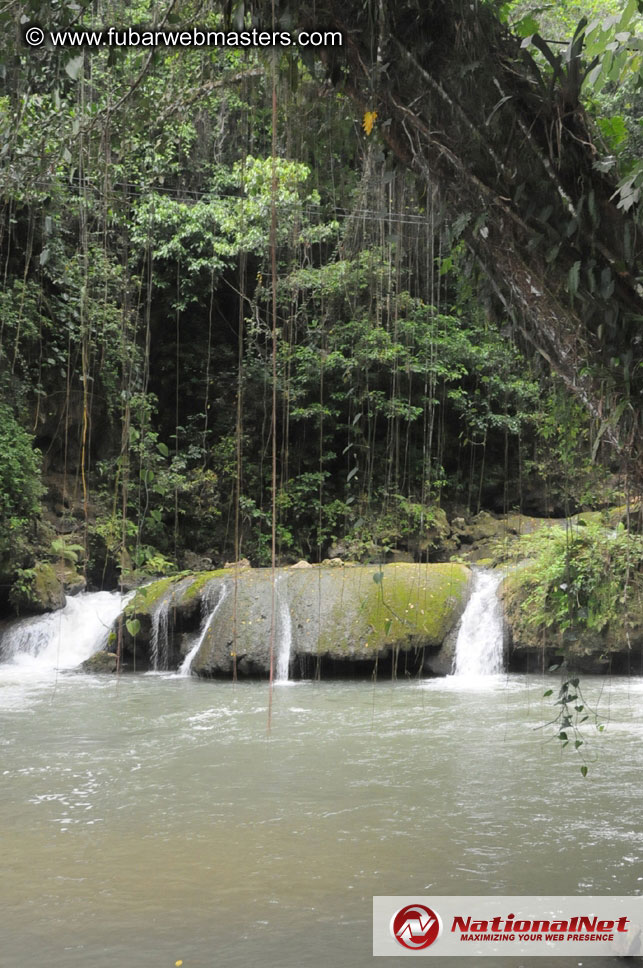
[391,904,442,950]
[373,896,643,957]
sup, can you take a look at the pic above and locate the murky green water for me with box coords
[1,671,641,967]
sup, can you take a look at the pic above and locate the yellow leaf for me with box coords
[362,111,378,136]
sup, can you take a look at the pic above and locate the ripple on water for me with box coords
[0,674,641,968]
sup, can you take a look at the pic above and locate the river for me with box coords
[0,668,641,967]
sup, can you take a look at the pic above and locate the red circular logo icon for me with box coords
[391,903,442,950]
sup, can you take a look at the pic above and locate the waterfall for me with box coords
[275,576,293,682]
[179,583,228,677]
[150,599,170,672]
[453,569,504,676]
[0,591,131,672]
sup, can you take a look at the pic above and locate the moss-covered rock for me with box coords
[190,562,471,678]
[502,543,643,675]
[9,561,66,615]
[53,562,86,596]
[81,651,118,673]
[117,570,227,670]
[452,512,564,563]
[102,564,471,676]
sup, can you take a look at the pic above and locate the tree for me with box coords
[249,0,643,486]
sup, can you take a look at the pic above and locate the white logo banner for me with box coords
[373,895,643,957]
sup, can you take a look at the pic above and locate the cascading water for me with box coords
[149,599,170,672]
[453,569,504,676]
[275,576,293,682]
[179,582,228,677]
[0,590,131,673]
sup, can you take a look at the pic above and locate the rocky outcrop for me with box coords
[117,573,213,671]
[9,561,66,615]
[53,563,86,596]
[501,567,643,675]
[451,511,565,563]
[327,509,567,564]
[81,651,118,673]
[109,563,471,678]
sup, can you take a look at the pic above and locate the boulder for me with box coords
[182,551,213,572]
[190,562,471,678]
[54,562,86,596]
[224,558,251,570]
[501,566,643,674]
[10,562,66,615]
[102,563,472,678]
[81,651,118,673]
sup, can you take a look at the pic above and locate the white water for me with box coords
[0,590,130,674]
[179,582,228,676]
[276,576,293,681]
[149,599,170,671]
[453,569,504,676]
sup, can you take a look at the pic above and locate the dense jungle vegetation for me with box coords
[0,0,641,636]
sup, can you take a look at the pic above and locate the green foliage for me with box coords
[526,384,617,510]
[502,0,643,209]
[508,519,643,642]
[126,618,141,638]
[50,538,85,564]
[0,0,635,584]
[131,156,329,309]
[0,405,43,572]
[131,546,175,576]
[541,673,606,777]
[8,568,38,612]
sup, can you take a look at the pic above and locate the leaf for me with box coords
[372,571,383,585]
[596,115,628,150]
[543,689,553,697]
[65,54,84,81]
[568,260,581,297]
[126,618,140,637]
[346,466,358,482]
[485,94,512,126]
[580,765,588,778]
[157,442,169,457]
[362,111,378,136]
[514,14,540,38]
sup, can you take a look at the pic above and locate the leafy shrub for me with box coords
[0,404,43,572]
[507,519,643,643]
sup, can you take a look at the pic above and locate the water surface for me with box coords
[1,671,641,967]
